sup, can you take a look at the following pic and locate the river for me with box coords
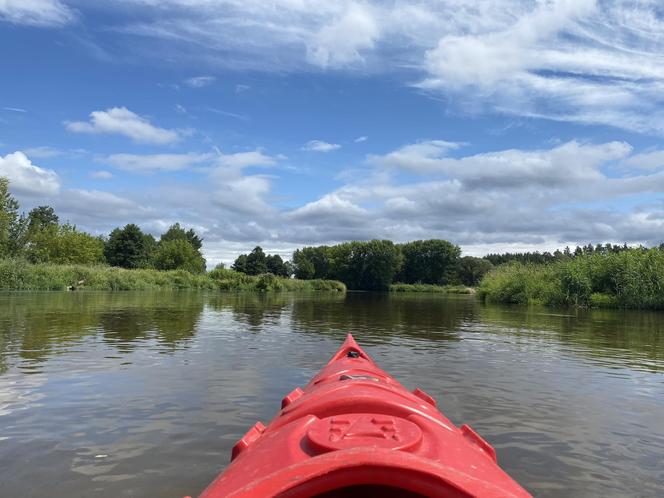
[0,291,662,497]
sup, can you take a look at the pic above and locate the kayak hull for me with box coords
[196,334,532,498]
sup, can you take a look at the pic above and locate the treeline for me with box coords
[231,240,491,291]
[484,243,631,266]
[0,177,206,273]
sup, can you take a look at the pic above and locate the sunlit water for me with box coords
[0,291,662,497]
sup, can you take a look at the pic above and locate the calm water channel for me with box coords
[0,291,662,497]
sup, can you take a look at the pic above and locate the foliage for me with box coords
[27,205,59,231]
[104,224,156,269]
[159,222,203,251]
[152,239,206,274]
[456,256,494,286]
[266,254,290,277]
[25,224,105,264]
[0,177,27,257]
[478,248,664,309]
[397,239,460,285]
[234,246,289,277]
[245,246,267,275]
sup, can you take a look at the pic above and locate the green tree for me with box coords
[292,249,315,279]
[27,205,58,232]
[398,239,460,284]
[160,222,203,251]
[152,239,206,273]
[245,246,267,275]
[104,224,155,268]
[266,254,289,277]
[0,177,27,257]
[232,254,249,273]
[329,240,402,290]
[456,256,494,286]
[24,224,104,264]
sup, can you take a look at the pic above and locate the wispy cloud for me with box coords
[90,170,113,179]
[0,0,75,27]
[2,106,27,113]
[103,152,213,173]
[184,76,216,88]
[65,107,182,144]
[354,136,368,143]
[114,0,664,135]
[302,140,341,152]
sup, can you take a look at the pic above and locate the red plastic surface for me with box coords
[197,334,532,498]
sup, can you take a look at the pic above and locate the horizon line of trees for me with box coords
[4,176,660,289]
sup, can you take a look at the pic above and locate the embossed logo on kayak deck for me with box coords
[307,413,422,452]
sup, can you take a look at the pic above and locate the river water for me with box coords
[0,291,662,497]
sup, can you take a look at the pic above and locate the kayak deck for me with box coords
[194,334,532,498]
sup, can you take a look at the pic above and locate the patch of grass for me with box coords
[0,259,346,292]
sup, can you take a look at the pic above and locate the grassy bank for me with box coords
[0,259,346,292]
[390,283,474,294]
[478,248,664,309]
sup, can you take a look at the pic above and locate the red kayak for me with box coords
[194,334,532,497]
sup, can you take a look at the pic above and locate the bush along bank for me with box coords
[0,259,346,292]
[477,248,664,309]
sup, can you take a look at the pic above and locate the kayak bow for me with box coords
[195,334,532,497]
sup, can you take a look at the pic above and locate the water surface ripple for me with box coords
[0,292,662,497]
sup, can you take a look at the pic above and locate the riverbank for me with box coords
[478,248,664,309]
[0,259,346,292]
[390,283,474,294]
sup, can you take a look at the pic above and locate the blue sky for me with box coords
[2,0,664,265]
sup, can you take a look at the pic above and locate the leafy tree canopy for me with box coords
[104,224,155,269]
[152,239,206,274]
[160,222,203,251]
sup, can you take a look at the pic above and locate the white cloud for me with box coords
[90,170,113,179]
[302,140,341,152]
[354,136,368,143]
[114,0,664,135]
[184,75,216,88]
[21,146,61,158]
[625,151,664,171]
[289,193,368,224]
[65,107,181,144]
[235,84,250,93]
[0,0,75,27]
[103,152,212,172]
[0,151,60,196]
[306,3,380,68]
[213,150,277,171]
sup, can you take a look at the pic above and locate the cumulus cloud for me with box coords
[0,151,60,196]
[302,140,341,152]
[103,152,213,172]
[0,0,75,27]
[184,75,216,88]
[65,107,181,144]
